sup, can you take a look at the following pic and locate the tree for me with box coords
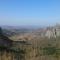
[0,27,3,36]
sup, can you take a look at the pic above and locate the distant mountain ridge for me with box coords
[1,25,38,37]
[1,24,60,39]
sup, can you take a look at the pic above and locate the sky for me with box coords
[0,0,60,26]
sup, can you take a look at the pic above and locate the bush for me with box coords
[42,47,56,55]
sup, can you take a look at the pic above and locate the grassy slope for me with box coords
[10,33,60,60]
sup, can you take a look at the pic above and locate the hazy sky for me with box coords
[0,0,60,26]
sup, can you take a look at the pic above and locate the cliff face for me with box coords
[45,27,60,38]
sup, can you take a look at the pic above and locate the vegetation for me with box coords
[1,26,60,60]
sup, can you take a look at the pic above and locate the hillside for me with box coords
[1,25,60,60]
